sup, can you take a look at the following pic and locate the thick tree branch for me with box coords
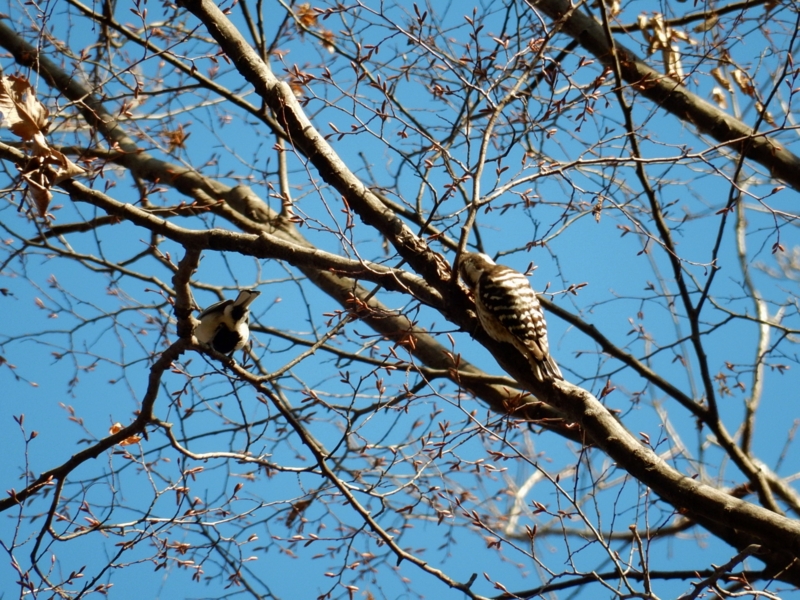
[548,379,800,584]
[530,0,800,193]
[0,12,575,432]
[177,0,452,292]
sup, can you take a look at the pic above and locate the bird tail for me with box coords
[532,355,563,381]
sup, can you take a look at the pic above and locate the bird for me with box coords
[458,252,562,382]
[194,289,260,355]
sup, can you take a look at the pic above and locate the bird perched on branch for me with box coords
[194,289,260,355]
[458,252,562,382]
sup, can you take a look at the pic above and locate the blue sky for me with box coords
[1,1,799,598]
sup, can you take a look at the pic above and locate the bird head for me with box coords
[458,252,496,287]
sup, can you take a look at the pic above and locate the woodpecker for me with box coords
[458,252,562,382]
[194,289,260,355]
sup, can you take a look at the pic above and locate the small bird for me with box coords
[458,252,562,382]
[194,289,260,355]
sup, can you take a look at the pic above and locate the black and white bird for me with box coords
[458,252,562,382]
[194,289,260,355]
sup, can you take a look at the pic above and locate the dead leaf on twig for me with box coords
[638,12,695,81]
[0,74,50,147]
[109,422,142,446]
[0,74,85,219]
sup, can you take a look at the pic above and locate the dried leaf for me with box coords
[162,123,190,153]
[671,29,695,45]
[664,44,684,79]
[711,86,728,109]
[18,149,85,217]
[109,422,142,446]
[592,198,603,222]
[693,14,719,32]
[710,67,733,93]
[638,14,653,46]
[286,498,313,526]
[756,101,776,126]
[296,3,317,28]
[0,77,83,218]
[321,30,335,53]
[732,69,755,97]
[651,14,670,51]
[119,435,141,446]
[22,174,52,218]
[47,148,86,184]
[0,75,50,142]
[638,12,691,77]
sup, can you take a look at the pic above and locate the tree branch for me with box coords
[530,0,800,192]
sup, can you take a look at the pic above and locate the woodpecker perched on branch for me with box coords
[458,252,562,382]
[195,289,260,355]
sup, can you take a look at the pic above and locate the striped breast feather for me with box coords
[477,268,549,352]
[478,267,538,310]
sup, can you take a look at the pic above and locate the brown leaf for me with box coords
[710,67,733,93]
[296,3,317,28]
[664,44,684,79]
[109,422,142,446]
[0,75,50,142]
[1,75,83,218]
[693,14,719,33]
[756,101,776,126]
[48,148,86,184]
[732,69,755,97]
[320,30,335,53]
[18,146,85,218]
[21,173,52,218]
[711,87,728,109]
[162,123,190,153]
[286,498,313,526]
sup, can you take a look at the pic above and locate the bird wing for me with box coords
[198,298,233,318]
[476,268,562,380]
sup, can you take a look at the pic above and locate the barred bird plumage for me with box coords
[458,252,562,382]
